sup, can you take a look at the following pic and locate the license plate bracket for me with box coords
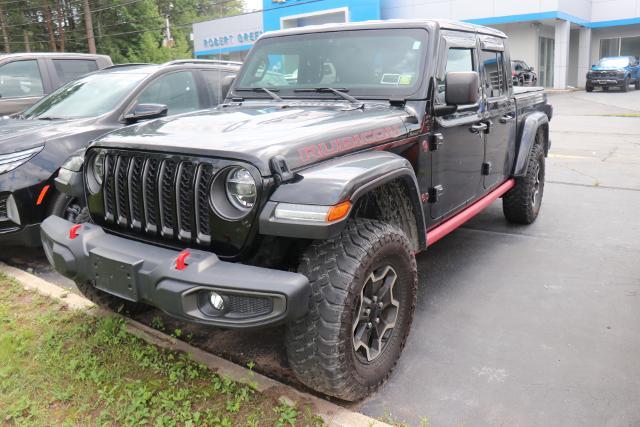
[89,248,143,302]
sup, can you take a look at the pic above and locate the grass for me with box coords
[0,274,324,426]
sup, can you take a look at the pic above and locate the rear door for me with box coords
[478,35,515,190]
[430,30,485,220]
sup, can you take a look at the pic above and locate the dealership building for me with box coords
[192,0,640,89]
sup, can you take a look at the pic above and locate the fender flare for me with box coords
[259,151,426,248]
[513,111,549,177]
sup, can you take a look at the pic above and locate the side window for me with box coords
[201,69,222,105]
[0,60,44,98]
[53,59,98,84]
[137,71,200,116]
[438,47,475,103]
[480,50,507,98]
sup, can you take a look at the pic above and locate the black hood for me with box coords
[93,102,411,175]
[0,117,93,155]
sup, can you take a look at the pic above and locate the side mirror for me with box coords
[445,71,480,106]
[221,75,235,100]
[124,103,168,123]
[591,64,596,69]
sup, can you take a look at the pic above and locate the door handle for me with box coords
[469,122,488,134]
[500,113,515,124]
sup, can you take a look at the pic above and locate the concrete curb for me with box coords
[0,262,389,427]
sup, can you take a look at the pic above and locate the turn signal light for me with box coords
[327,201,351,222]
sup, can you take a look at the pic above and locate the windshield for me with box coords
[597,57,630,68]
[23,71,148,119]
[235,28,428,98]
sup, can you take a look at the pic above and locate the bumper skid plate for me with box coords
[40,216,310,328]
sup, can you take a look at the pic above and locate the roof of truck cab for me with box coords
[260,19,506,39]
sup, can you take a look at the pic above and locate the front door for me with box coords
[430,33,485,220]
[478,39,516,189]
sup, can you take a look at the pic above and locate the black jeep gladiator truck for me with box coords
[41,20,552,401]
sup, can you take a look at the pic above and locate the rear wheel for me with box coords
[503,142,545,225]
[285,219,417,401]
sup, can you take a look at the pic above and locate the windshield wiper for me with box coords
[36,116,63,121]
[294,87,363,106]
[235,87,284,102]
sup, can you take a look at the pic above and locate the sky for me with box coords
[244,0,263,11]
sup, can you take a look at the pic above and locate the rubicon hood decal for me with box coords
[94,103,411,175]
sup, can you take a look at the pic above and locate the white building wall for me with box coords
[591,0,640,22]
[492,23,539,67]
[380,0,561,20]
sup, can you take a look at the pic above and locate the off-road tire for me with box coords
[621,77,630,92]
[285,219,418,401]
[503,142,545,224]
[586,85,593,93]
[75,280,151,315]
[635,79,640,90]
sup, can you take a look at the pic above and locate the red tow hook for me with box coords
[69,224,82,240]
[175,249,191,271]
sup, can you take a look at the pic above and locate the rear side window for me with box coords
[53,59,99,84]
[0,60,44,98]
[200,69,227,105]
[481,50,507,98]
[438,48,475,103]
[137,71,200,116]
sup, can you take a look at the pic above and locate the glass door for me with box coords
[538,37,555,87]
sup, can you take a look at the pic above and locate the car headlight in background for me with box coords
[226,167,256,209]
[0,146,43,175]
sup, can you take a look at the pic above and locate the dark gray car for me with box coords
[0,59,240,246]
[0,52,112,115]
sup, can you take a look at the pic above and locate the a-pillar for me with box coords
[554,19,571,89]
[577,27,592,88]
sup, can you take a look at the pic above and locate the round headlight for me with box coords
[225,167,256,209]
[92,152,105,185]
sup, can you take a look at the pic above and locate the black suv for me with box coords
[43,20,552,401]
[0,59,239,246]
[511,60,537,86]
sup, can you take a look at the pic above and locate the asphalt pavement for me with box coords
[2,89,639,426]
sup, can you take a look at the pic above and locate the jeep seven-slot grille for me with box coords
[101,152,218,245]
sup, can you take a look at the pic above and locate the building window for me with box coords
[600,36,640,59]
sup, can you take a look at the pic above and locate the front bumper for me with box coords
[40,216,311,329]
[0,223,41,247]
[587,77,625,86]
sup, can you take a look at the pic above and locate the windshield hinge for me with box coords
[270,156,295,185]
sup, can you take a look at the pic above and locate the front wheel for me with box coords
[621,77,630,92]
[635,79,640,90]
[285,219,417,401]
[586,84,594,92]
[503,142,545,224]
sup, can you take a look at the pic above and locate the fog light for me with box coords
[209,292,225,311]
